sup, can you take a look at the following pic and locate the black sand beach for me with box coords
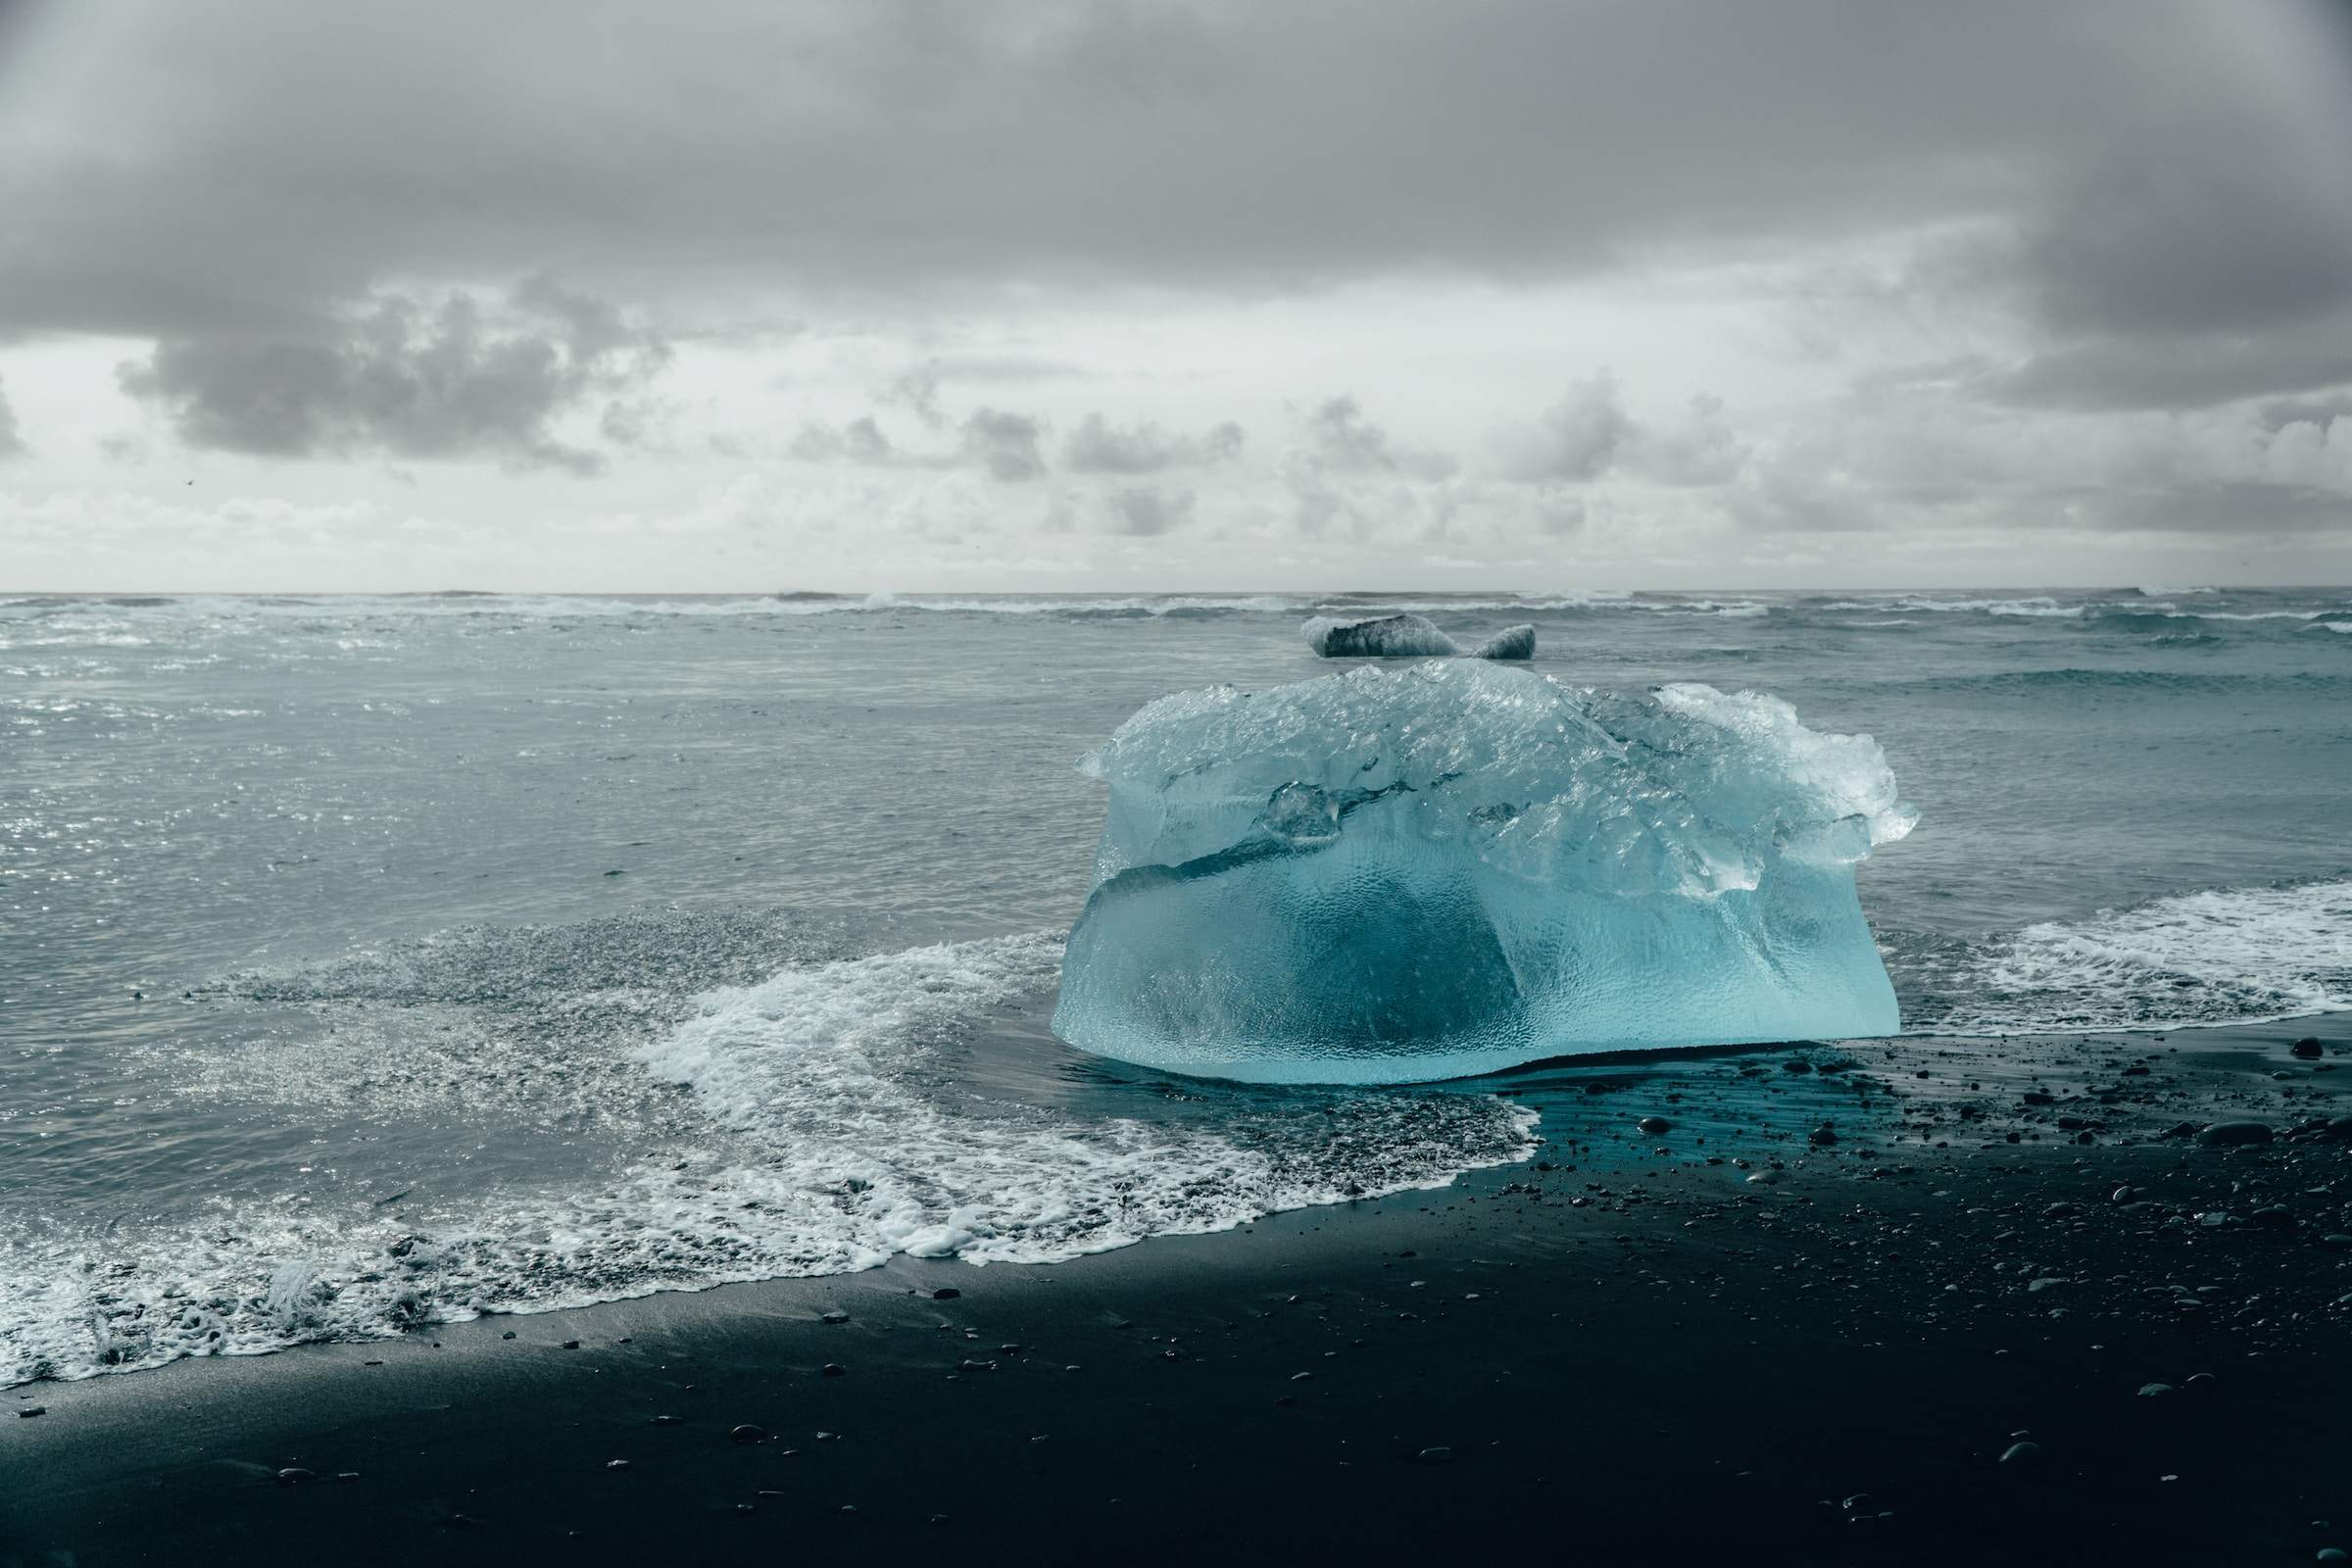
[9,1020,2350,1566]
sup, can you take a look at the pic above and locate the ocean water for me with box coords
[5,586,2350,1382]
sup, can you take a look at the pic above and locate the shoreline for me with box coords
[7,1019,2350,1564]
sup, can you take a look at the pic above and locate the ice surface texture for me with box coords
[1469,623,1536,660]
[1302,612,1459,658]
[1053,662,1915,1083]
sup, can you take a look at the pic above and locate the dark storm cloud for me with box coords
[1105,485,1196,535]
[1497,373,1631,482]
[2095,481,2352,535]
[2257,392,2352,430]
[0,374,24,459]
[1494,379,1746,487]
[115,277,671,470]
[1282,395,1463,534]
[959,408,1047,481]
[1062,414,1244,473]
[789,405,1048,481]
[790,416,898,465]
[1987,321,2352,411]
[5,1,2342,335]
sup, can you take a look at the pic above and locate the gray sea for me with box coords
[5,587,2349,1382]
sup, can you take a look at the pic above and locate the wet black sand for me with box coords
[7,1021,2350,1566]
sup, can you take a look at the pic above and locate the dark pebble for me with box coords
[652,1415,683,1426]
[1999,1442,2042,1465]
[1637,1116,1671,1136]
[1417,1446,1454,1464]
[2290,1037,2324,1058]
[605,1459,631,1471]
[820,1311,849,1324]
[2137,1382,2176,1397]
[729,1425,767,1445]
[502,1331,515,1340]
[822,1363,846,1377]
[17,1407,44,1419]
[561,1340,581,1349]
[275,1468,318,1488]
[1808,1124,1838,1146]
[2194,1121,2274,1147]
[931,1288,960,1300]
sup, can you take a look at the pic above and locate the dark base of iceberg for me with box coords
[1469,623,1536,661]
[1053,662,1914,1085]
[1302,612,1459,658]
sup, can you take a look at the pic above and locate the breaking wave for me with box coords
[1889,879,2352,1036]
[1,923,1533,1386]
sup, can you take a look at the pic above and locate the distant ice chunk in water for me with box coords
[1468,623,1536,661]
[1302,612,1459,658]
[1053,662,1915,1084]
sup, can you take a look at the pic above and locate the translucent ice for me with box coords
[1302,612,1458,658]
[1052,662,1915,1083]
[1469,623,1536,660]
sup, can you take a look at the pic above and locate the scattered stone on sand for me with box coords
[2194,1120,2274,1147]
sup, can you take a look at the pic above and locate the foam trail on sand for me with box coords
[2,931,1533,1386]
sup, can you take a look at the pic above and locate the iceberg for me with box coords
[1302,612,1458,658]
[1052,662,1914,1084]
[1469,623,1536,661]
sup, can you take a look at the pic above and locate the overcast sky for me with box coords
[4,0,2350,591]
